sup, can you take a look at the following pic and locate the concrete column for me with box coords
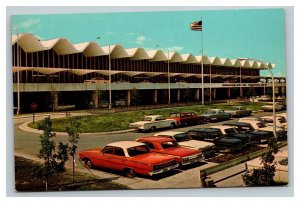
[153,89,158,104]
[51,91,59,111]
[281,86,285,95]
[213,88,217,99]
[195,89,200,100]
[127,90,131,106]
[227,88,231,98]
[177,89,181,102]
[92,90,99,109]
[240,87,243,97]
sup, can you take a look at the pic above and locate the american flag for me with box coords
[190,21,202,31]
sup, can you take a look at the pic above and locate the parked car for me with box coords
[153,131,216,158]
[237,119,287,141]
[207,125,256,143]
[277,112,287,123]
[78,141,179,178]
[201,109,231,122]
[260,115,287,130]
[225,106,252,117]
[187,128,247,153]
[136,136,204,166]
[245,150,288,183]
[261,102,284,112]
[168,112,205,126]
[223,122,274,143]
[129,115,176,132]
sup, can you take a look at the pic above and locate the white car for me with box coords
[260,115,287,130]
[153,131,216,158]
[261,102,284,112]
[237,119,287,140]
[246,150,288,183]
[129,115,176,132]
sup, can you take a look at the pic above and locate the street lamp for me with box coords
[15,28,21,115]
[96,36,112,109]
[156,45,171,105]
[167,49,171,105]
[238,58,277,139]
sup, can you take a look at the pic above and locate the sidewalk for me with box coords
[17,112,136,136]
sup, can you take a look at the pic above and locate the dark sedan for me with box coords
[187,128,247,153]
[223,122,274,143]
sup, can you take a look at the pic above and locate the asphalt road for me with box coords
[13,110,285,189]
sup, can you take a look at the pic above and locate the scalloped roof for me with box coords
[12,33,274,69]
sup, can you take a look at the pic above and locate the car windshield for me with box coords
[144,117,153,121]
[256,121,267,128]
[169,113,178,118]
[206,110,216,114]
[161,141,178,149]
[127,145,150,157]
[173,133,192,142]
[224,128,239,134]
[278,158,288,166]
[278,117,287,123]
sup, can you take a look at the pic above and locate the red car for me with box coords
[168,112,205,126]
[136,136,204,166]
[79,141,179,178]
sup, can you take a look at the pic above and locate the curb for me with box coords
[18,121,136,136]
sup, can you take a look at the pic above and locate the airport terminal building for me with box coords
[12,33,286,112]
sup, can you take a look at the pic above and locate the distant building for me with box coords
[12,33,286,112]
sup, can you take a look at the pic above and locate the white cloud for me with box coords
[34,34,44,41]
[136,35,146,45]
[167,46,183,52]
[19,18,41,29]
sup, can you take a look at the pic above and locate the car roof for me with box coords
[223,122,251,127]
[210,125,235,130]
[154,131,185,136]
[188,128,220,132]
[144,115,162,117]
[137,136,175,143]
[107,141,146,148]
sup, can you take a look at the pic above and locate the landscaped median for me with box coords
[28,102,265,133]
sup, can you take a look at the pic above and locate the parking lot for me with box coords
[14,110,287,189]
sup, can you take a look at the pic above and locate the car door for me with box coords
[110,147,127,171]
[100,146,116,169]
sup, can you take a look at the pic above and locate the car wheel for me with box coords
[150,126,156,132]
[84,159,93,169]
[170,123,175,129]
[124,168,136,178]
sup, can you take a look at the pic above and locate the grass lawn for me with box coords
[28,102,265,133]
[15,156,129,191]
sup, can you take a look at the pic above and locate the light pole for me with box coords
[96,36,112,109]
[16,28,21,115]
[239,58,276,139]
[167,49,171,104]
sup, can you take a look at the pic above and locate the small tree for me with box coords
[243,137,279,186]
[34,116,68,191]
[65,115,81,182]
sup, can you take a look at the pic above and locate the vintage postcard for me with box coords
[12,8,288,192]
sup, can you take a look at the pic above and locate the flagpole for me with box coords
[201,17,204,105]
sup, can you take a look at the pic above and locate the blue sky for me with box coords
[12,9,286,76]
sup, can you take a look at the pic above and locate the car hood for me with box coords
[161,147,200,157]
[179,140,215,149]
[259,126,285,133]
[214,137,244,145]
[131,153,176,165]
